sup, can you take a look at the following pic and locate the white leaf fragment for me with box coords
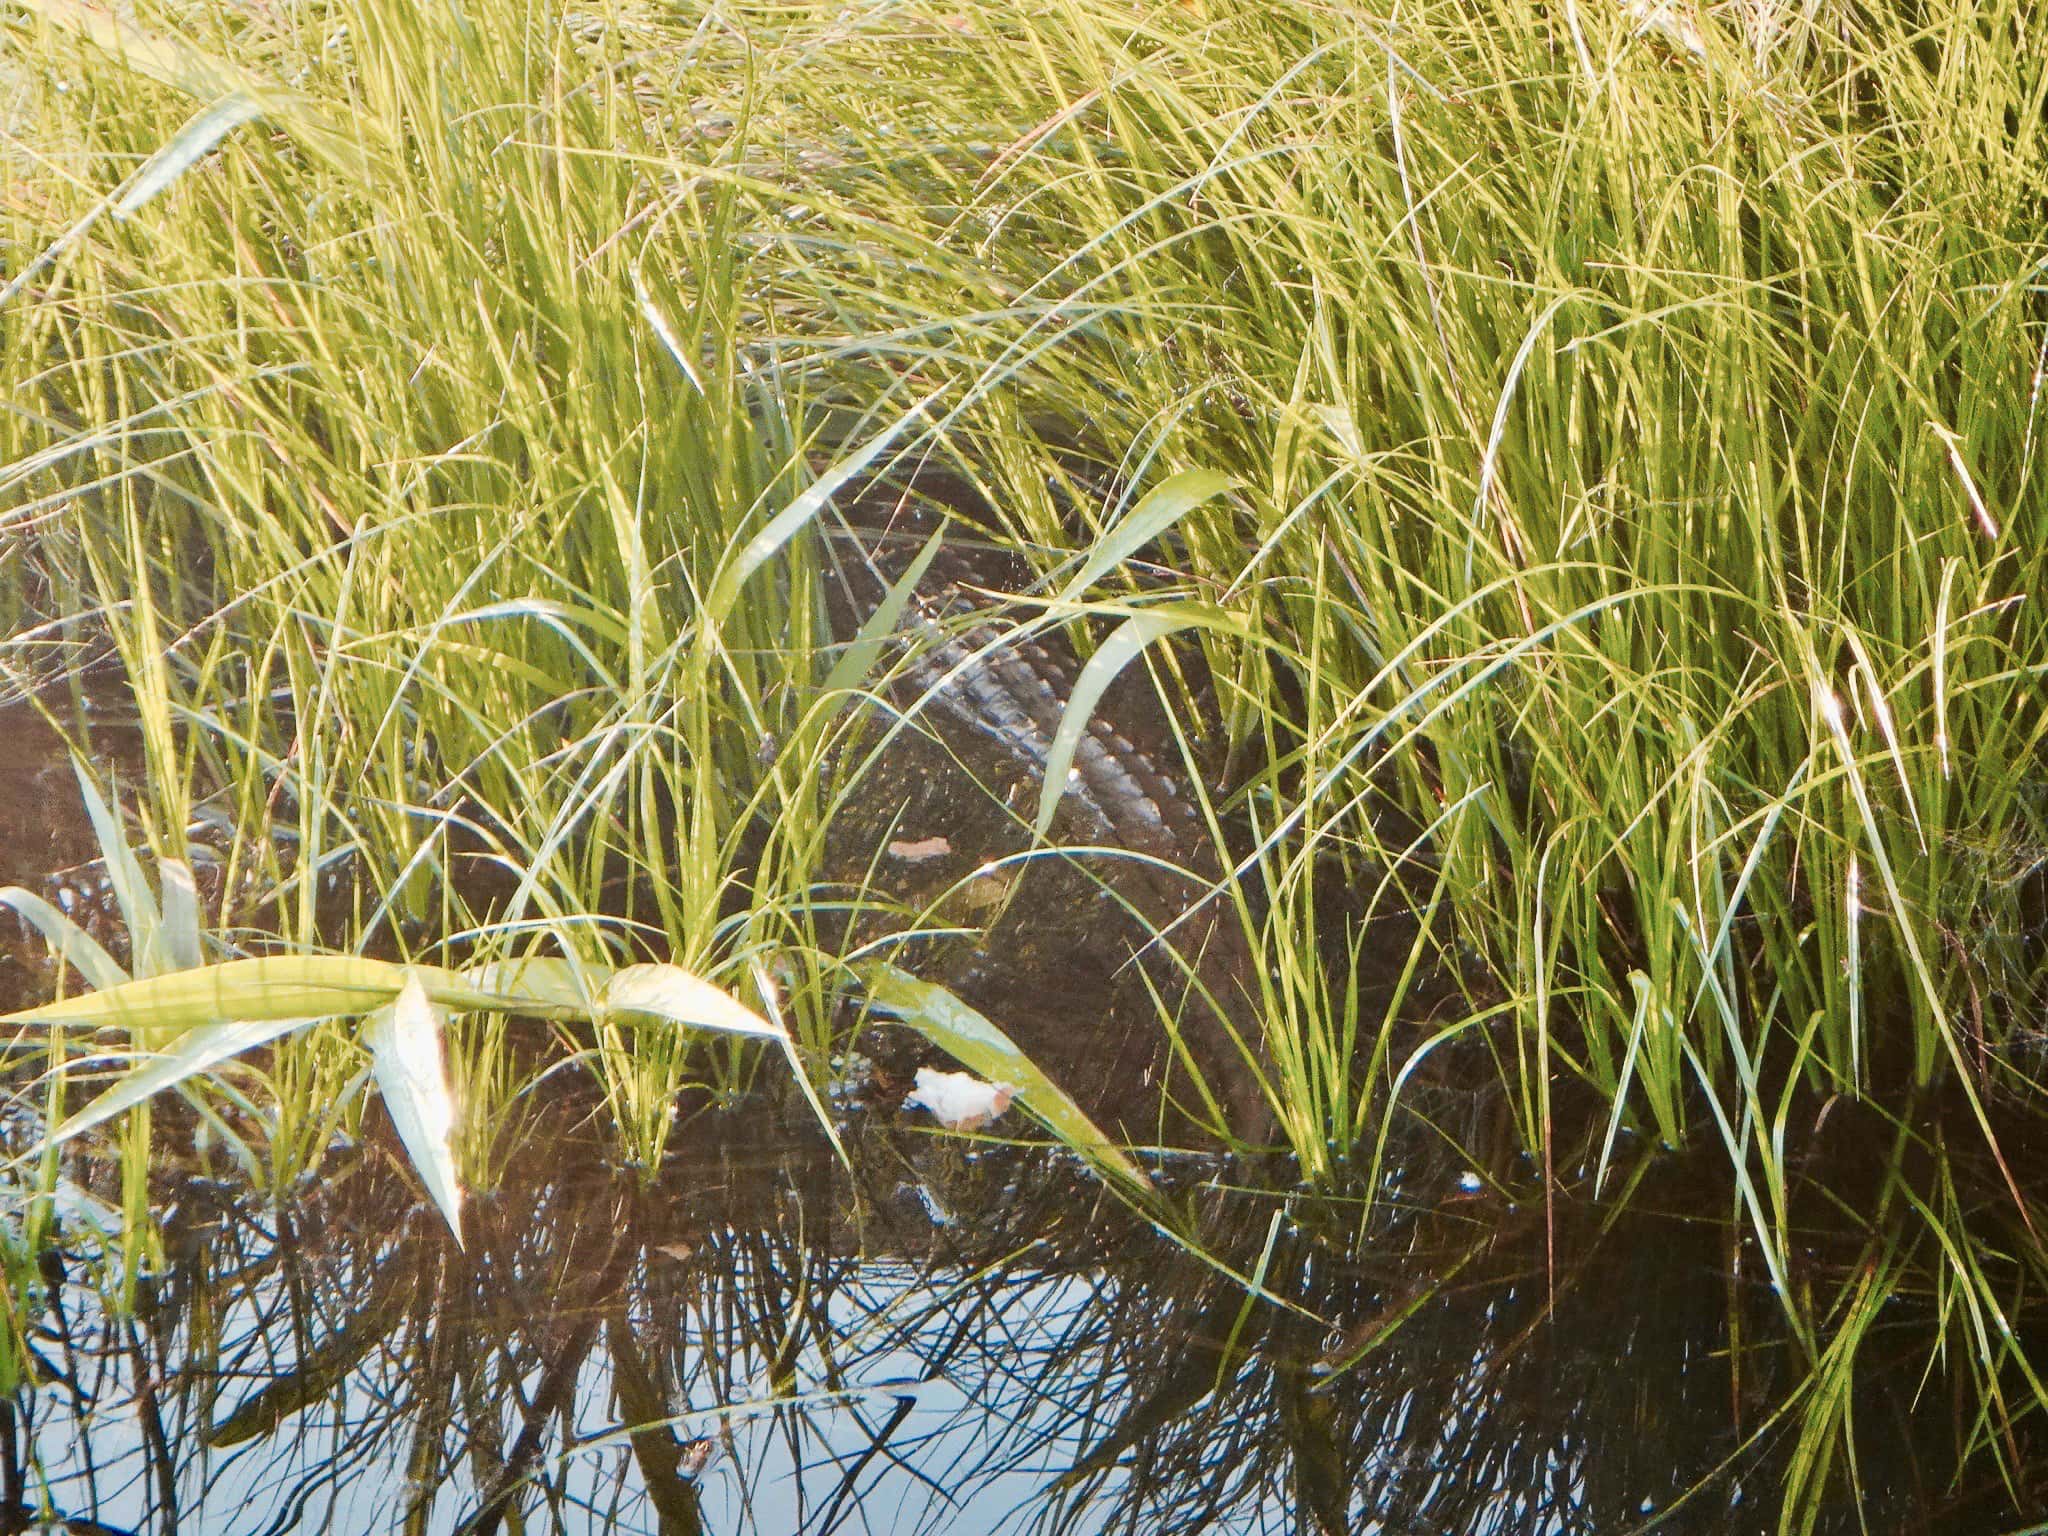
[904,1067,1017,1132]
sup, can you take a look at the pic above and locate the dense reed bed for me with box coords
[5,0,2046,1522]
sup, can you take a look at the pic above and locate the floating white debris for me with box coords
[904,1067,1017,1132]
[886,835,952,863]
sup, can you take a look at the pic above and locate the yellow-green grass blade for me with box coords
[67,759,162,977]
[18,0,375,181]
[706,391,942,625]
[8,953,790,1039]
[0,956,528,1033]
[1052,469,1233,604]
[1034,607,1206,842]
[819,526,949,705]
[857,961,1153,1196]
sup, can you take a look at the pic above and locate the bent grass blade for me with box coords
[68,760,163,976]
[3,955,520,1033]
[7,954,808,1243]
[856,961,1154,1196]
[602,963,782,1038]
[706,392,943,625]
[16,0,375,181]
[1034,607,1207,841]
[0,886,129,995]
[43,1015,320,1151]
[818,526,949,706]
[363,977,463,1247]
[1052,469,1233,603]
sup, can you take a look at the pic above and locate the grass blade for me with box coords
[0,886,129,995]
[46,1016,316,1149]
[603,962,783,1039]
[1034,608,1203,840]
[363,976,463,1245]
[1053,469,1232,603]
[857,961,1154,1195]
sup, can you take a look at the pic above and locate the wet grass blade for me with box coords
[45,1016,317,1149]
[819,526,948,704]
[67,760,162,976]
[157,860,202,973]
[707,394,940,624]
[113,92,268,217]
[0,887,128,995]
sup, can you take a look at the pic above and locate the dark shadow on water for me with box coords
[3,1089,2043,1536]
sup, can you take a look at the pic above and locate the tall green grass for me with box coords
[852,1,2048,1511]
[3,0,866,1165]
[768,0,2048,1132]
[6,0,2048,1521]
[726,0,2048,1507]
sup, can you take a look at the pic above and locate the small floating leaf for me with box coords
[363,975,463,1246]
[886,835,953,863]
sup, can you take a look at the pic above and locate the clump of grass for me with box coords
[767,0,2048,1128]
[1,0,882,1167]
[1,760,806,1268]
[713,0,2048,1511]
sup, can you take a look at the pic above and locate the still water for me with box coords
[4,1090,2036,1536]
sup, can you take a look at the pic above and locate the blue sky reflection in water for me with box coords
[6,1105,2042,1536]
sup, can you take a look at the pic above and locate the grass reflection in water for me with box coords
[4,1091,2039,1536]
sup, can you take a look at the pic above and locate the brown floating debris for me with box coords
[886,835,953,863]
